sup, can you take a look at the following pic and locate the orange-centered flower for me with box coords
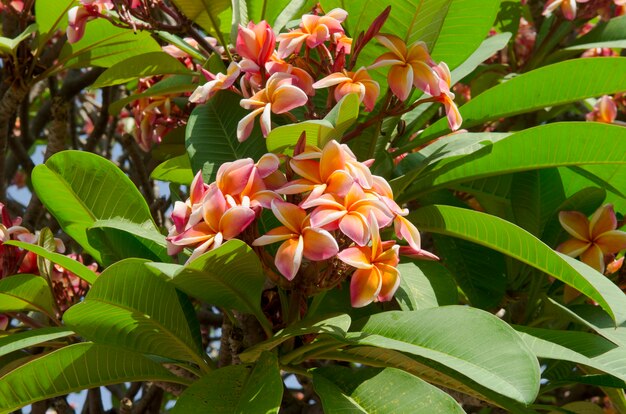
[252,200,339,280]
[237,72,308,141]
[370,34,440,101]
[277,8,348,57]
[557,204,626,273]
[543,0,589,21]
[338,214,400,307]
[189,62,241,103]
[313,68,380,111]
[586,95,618,124]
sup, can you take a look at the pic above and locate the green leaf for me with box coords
[36,227,56,281]
[35,0,75,35]
[88,219,170,264]
[151,154,195,185]
[265,120,333,155]
[3,241,97,285]
[395,261,458,311]
[59,19,162,68]
[516,326,626,385]
[155,31,207,61]
[0,274,55,317]
[271,0,309,32]
[314,366,465,413]
[32,150,157,265]
[321,93,360,144]
[172,352,282,413]
[408,205,626,324]
[63,259,207,369]
[548,402,605,414]
[92,52,193,88]
[0,327,74,359]
[240,314,351,363]
[567,15,626,50]
[185,91,267,182]
[0,24,38,56]
[430,0,502,71]
[149,240,271,334]
[432,235,507,309]
[420,58,626,139]
[401,123,626,201]
[0,343,188,413]
[347,307,540,405]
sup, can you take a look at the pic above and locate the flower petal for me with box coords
[275,237,304,280]
[595,230,626,255]
[580,243,605,273]
[376,263,401,302]
[339,212,370,246]
[271,84,308,113]
[313,73,352,89]
[388,64,413,101]
[338,246,374,269]
[350,267,382,308]
[556,238,591,257]
[590,204,617,239]
[219,206,256,239]
[302,227,339,260]
[558,211,590,241]
[271,200,306,233]
[253,226,295,246]
[394,215,421,251]
[237,106,264,142]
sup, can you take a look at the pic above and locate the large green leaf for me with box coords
[147,240,271,334]
[172,352,282,413]
[185,91,267,182]
[32,151,158,265]
[63,259,207,369]
[346,307,540,405]
[420,58,626,139]
[400,123,626,201]
[0,343,188,413]
[0,327,74,359]
[408,205,626,324]
[313,366,465,413]
[567,15,626,50]
[59,19,162,68]
[3,241,97,284]
[92,52,193,88]
[394,261,458,311]
[429,0,501,71]
[240,313,351,363]
[0,274,55,317]
[516,326,626,385]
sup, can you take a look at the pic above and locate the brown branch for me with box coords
[0,80,29,202]
[87,388,104,414]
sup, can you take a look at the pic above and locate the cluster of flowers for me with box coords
[0,204,96,315]
[543,0,624,21]
[166,139,436,307]
[189,7,462,141]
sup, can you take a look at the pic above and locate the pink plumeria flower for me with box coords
[557,204,626,274]
[333,33,352,55]
[370,34,440,101]
[586,95,618,124]
[167,185,255,262]
[237,72,308,141]
[236,21,276,69]
[253,200,339,280]
[277,8,348,57]
[313,67,380,112]
[431,62,462,131]
[338,214,401,308]
[189,62,241,104]
[542,0,590,20]
[307,183,394,247]
[67,0,113,43]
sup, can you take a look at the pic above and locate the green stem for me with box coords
[280,337,340,365]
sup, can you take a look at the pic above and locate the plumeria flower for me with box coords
[277,8,348,57]
[586,95,618,124]
[67,0,114,43]
[338,214,401,307]
[542,0,589,20]
[370,34,440,101]
[189,62,241,103]
[253,200,339,280]
[557,204,626,273]
[432,63,462,131]
[237,72,308,141]
[280,140,374,205]
[333,33,352,55]
[307,183,394,247]
[167,185,256,261]
[236,21,276,69]
[313,67,380,111]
